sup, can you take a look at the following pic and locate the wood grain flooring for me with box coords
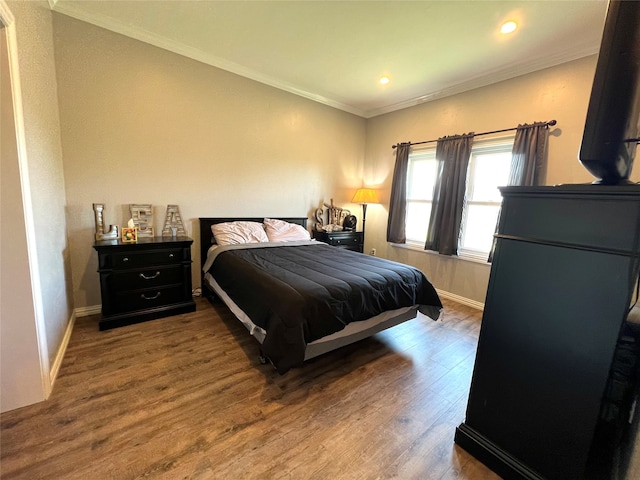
[1,297,501,480]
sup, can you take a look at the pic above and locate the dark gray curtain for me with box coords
[386,142,411,243]
[488,122,550,261]
[509,122,549,186]
[425,134,474,255]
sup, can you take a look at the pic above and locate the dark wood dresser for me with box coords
[312,230,363,252]
[455,184,640,480]
[93,236,196,330]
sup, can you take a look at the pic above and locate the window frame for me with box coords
[458,135,514,260]
[400,135,514,261]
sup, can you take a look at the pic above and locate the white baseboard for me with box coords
[48,310,76,392]
[49,305,101,392]
[75,305,101,317]
[436,289,484,311]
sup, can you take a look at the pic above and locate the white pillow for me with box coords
[263,218,310,242]
[211,221,268,245]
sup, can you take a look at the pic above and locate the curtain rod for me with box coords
[391,120,557,149]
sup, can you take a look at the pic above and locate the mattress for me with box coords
[205,271,420,357]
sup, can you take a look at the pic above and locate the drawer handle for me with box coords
[122,257,129,262]
[168,253,175,259]
[141,292,161,300]
[139,271,161,280]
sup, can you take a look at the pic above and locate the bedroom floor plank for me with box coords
[248,346,454,479]
[0,297,498,479]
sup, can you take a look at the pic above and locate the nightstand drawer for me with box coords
[327,235,361,247]
[111,285,188,314]
[112,249,184,269]
[312,230,364,252]
[112,265,184,291]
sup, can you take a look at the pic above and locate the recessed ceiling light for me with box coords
[379,76,390,85]
[500,21,518,34]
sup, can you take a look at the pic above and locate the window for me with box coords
[405,148,437,246]
[459,137,513,259]
[403,136,514,258]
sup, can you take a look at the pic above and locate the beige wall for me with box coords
[3,0,71,411]
[363,55,639,304]
[52,14,367,309]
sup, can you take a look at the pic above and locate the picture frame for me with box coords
[122,227,138,243]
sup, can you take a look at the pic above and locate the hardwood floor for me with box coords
[1,297,500,480]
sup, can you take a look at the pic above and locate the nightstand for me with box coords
[312,230,364,253]
[93,236,196,330]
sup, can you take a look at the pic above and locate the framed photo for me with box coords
[122,227,138,243]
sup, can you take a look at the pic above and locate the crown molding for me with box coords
[363,46,598,118]
[51,2,598,120]
[51,2,367,118]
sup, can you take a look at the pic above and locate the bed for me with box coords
[199,217,442,373]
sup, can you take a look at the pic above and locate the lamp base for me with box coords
[361,204,368,240]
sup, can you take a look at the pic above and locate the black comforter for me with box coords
[206,242,442,373]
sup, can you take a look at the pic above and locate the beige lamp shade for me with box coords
[352,188,380,204]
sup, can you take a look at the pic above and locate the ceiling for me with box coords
[50,0,609,118]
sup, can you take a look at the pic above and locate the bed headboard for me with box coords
[198,217,308,279]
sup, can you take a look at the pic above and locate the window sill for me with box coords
[390,242,492,266]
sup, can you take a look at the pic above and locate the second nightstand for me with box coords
[312,230,363,253]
